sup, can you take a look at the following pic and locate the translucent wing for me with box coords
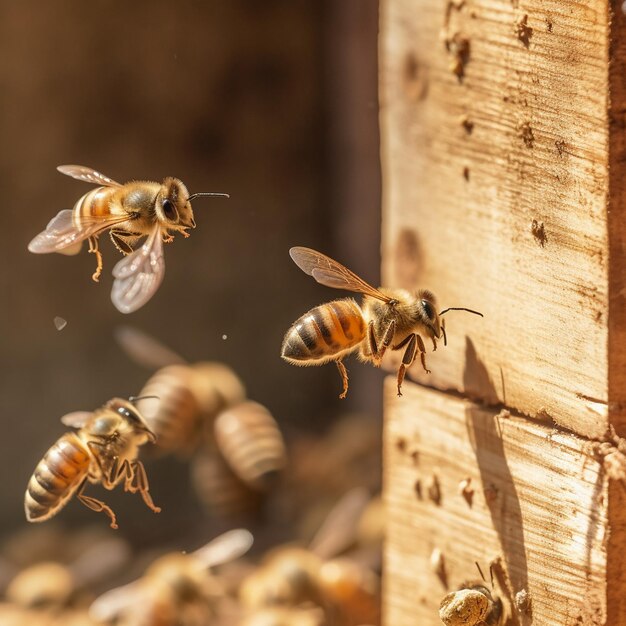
[111,226,165,314]
[309,487,371,560]
[289,247,393,303]
[28,209,129,254]
[192,529,254,569]
[114,326,187,370]
[57,164,122,187]
[60,411,92,428]
[89,581,142,622]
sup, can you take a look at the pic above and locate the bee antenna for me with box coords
[475,561,486,583]
[188,192,230,201]
[441,323,447,347]
[439,307,484,317]
[128,395,160,404]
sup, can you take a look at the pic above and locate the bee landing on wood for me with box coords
[24,397,161,529]
[281,247,483,398]
[28,165,229,313]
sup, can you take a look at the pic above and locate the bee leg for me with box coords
[77,479,118,529]
[128,461,161,513]
[335,360,349,399]
[415,335,430,373]
[109,230,136,256]
[432,337,438,351]
[87,237,103,282]
[396,334,420,396]
[369,320,396,366]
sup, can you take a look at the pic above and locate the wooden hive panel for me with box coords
[383,380,626,625]
[378,0,626,438]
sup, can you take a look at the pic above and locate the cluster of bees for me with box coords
[11,358,383,626]
[18,165,485,625]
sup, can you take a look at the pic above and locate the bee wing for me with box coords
[60,411,92,428]
[192,529,254,569]
[289,247,393,303]
[111,226,165,314]
[89,581,142,622]
[114,326,187,370]
[28,209,129,254]
[57,164,122,187]
[308,487,371,560]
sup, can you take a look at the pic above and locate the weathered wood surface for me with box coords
[379,0,626,439]
[383,380,626,626]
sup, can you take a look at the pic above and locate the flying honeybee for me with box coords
[89,529,253,626]
[281,247,483,398]
[28,165,228,313]
[24,397,161,529]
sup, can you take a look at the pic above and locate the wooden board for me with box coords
[378,0,626,439]
[383,380,626,626]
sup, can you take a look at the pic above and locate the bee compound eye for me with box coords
[162,198,178,221]
[421,299,435,320]
[91,416,118,436]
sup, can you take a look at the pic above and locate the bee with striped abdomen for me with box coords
[281,247,482,398]
[24,397,161,529]
[28,165,228,313]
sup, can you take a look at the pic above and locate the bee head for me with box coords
[104,397,157,443]
[157,178,196,229]
[416,290,442,340]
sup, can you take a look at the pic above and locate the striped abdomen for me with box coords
[25,433,91,522]
[72,186,119,224]
[213,401,287,490]
[281,299,366,364]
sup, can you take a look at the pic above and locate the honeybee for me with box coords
[115,326,247,456]
[28,165,228,313]
[24,397,161,529]
[281,247,482,398]
[239,488,380,626]
[89,529,253,626]
[439,563,503,626]
[214,401,287,491]
[190,447,262,519]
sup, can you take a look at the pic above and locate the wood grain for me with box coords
[378,0,626,438]
[383,379,620,626]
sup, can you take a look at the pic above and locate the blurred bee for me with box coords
[439,563,503,626]
[240,605,325,626]
[90,529,253,626]
[4,538,129,612]
[24,397,160,529]
[115,326,246,456]
[281,247,482,397]
[239,488,380,626]
[214,401,287,491]
[28,165,228,313]
[116,327,287,515]
[190,447,262,519]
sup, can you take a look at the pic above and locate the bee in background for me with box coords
[28,165,228,313]
[115,327,288,519]
[281,247,483,398]
[89,529,253,626]
[115,326,246,456]
[239,488,380,626]
[0,537,131,623]
[24,397,161,529]
[240,606,325,626]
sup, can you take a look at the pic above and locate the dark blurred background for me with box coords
[0,1,380,538]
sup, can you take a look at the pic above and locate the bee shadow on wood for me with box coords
[463,337,529,626]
